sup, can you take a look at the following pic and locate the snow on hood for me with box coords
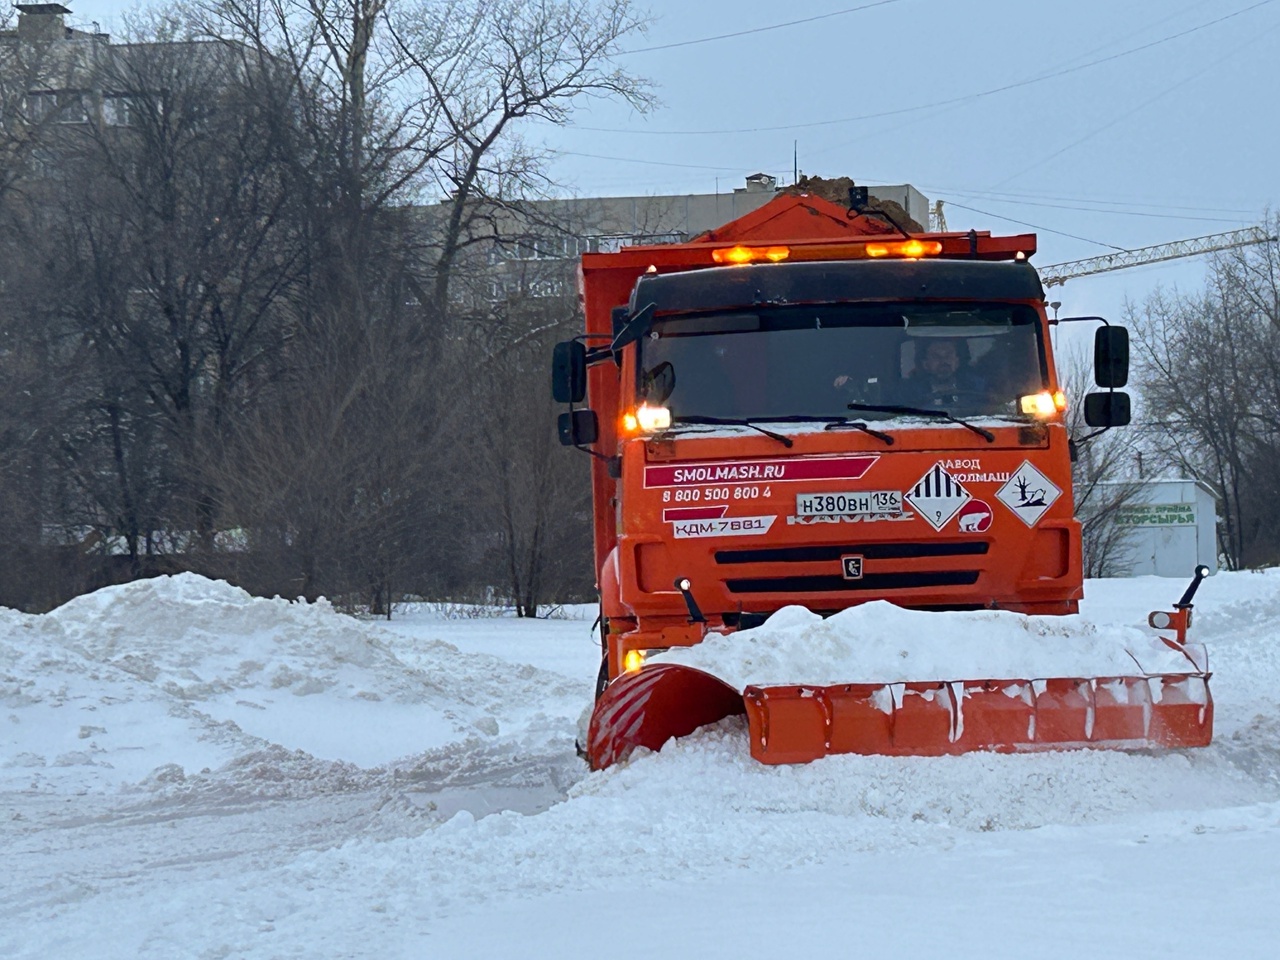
[651,601,1201,689]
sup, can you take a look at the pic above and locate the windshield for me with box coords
[637,302,1048,422]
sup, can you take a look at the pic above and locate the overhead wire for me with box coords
[570,0,1274,136]
[797,0,1213,164]
[912,187,1259,217]
[553,2,1275,253]
[1016,0,1206,73]
[943,202,1128,251]
[934,195,1250,226]
[546,153,1264,238]
[549,150,750,173]
[545,150,1264,242]
[620,1,904,55]
[791,166,1261,220]
[987,14,1280,189]
[552,4,1274,231]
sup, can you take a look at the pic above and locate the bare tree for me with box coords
[69,22,304,548]
[1,0,647,612]
[449,289,592,616]
[194,0,647,611]
[1056,344,1147,577]
[1127,216,1280,569]
[0,9,313,601]
[387,0,654,317]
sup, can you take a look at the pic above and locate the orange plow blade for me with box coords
[586,663,745,770]
[587,664,1212,769]
[742,673,1212,763]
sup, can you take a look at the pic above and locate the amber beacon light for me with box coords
[711,245,791,265]
[864,239,943,259]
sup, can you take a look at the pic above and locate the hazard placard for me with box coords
[906,464,972,531]
[995,461,1062,527]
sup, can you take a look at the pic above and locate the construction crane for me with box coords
[929,199,947,232]
[1037,226,1276,288]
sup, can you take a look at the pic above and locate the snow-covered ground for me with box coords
[3,571,1279,958]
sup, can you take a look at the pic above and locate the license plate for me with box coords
[795,490,902,517]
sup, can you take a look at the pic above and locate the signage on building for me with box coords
[1114,503,1197,527]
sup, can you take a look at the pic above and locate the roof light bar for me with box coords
[864,240,943,259]
[711,240,944,266]
[711,245,791,265]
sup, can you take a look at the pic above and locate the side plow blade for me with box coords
[587,606,1213,770]
[742,672,1213,763]
[586,663,746,770]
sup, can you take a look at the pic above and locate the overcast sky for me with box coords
[53,0,1280,323]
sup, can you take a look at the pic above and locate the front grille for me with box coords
[714,541,988,565]
[725,570,981,594]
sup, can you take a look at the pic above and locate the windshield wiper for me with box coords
[722,414,896,446]
[731,414,895,445]
[672,415,794,448]
[821,418,895,445]
[671,414,897,448]
[845,403,996,443]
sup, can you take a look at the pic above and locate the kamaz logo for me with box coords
[841,555,864,579]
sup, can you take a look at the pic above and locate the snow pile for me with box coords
[4,571,1280,960]
[652,601,1201,689]
[0,573,581,791]
[63,717,1275,960]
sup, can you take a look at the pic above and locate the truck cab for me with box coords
[554,195,1131,687]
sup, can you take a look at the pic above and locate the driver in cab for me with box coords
[903,337,986,408]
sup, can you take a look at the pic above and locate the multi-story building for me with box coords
[1,4,114,124]
[5,6,930,309]
[2,4,230,152]
[450,174,930,303]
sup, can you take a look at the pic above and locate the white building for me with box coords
[1099,479,1219,577]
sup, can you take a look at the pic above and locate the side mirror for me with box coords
[558,410,599,446]
[1094,326,1129,388]
[551,340,587,403]
[641,361,675,403]
[1084,391,1131,428]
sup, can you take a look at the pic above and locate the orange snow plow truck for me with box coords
[551,190,1212,769]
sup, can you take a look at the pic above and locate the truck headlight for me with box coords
[623,403,671,434]
[1019,391,1067,417]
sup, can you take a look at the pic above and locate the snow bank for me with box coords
[652,601,1201,689]
[4,571,1280,960]
[1,574,581,790]
[1083,570,1280,723]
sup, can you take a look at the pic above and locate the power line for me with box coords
[542,161,1260,242]
[798,1,1212,164]
[621,1,903,55]
[810,170,1262,221]
[943,202,1127,251]
[573,1,1273,136]
[937,194,1250,226]
[552,149,753,173]
[1023,0,1205,73]
[987,15,1280,189]
[914,186,1259,217]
